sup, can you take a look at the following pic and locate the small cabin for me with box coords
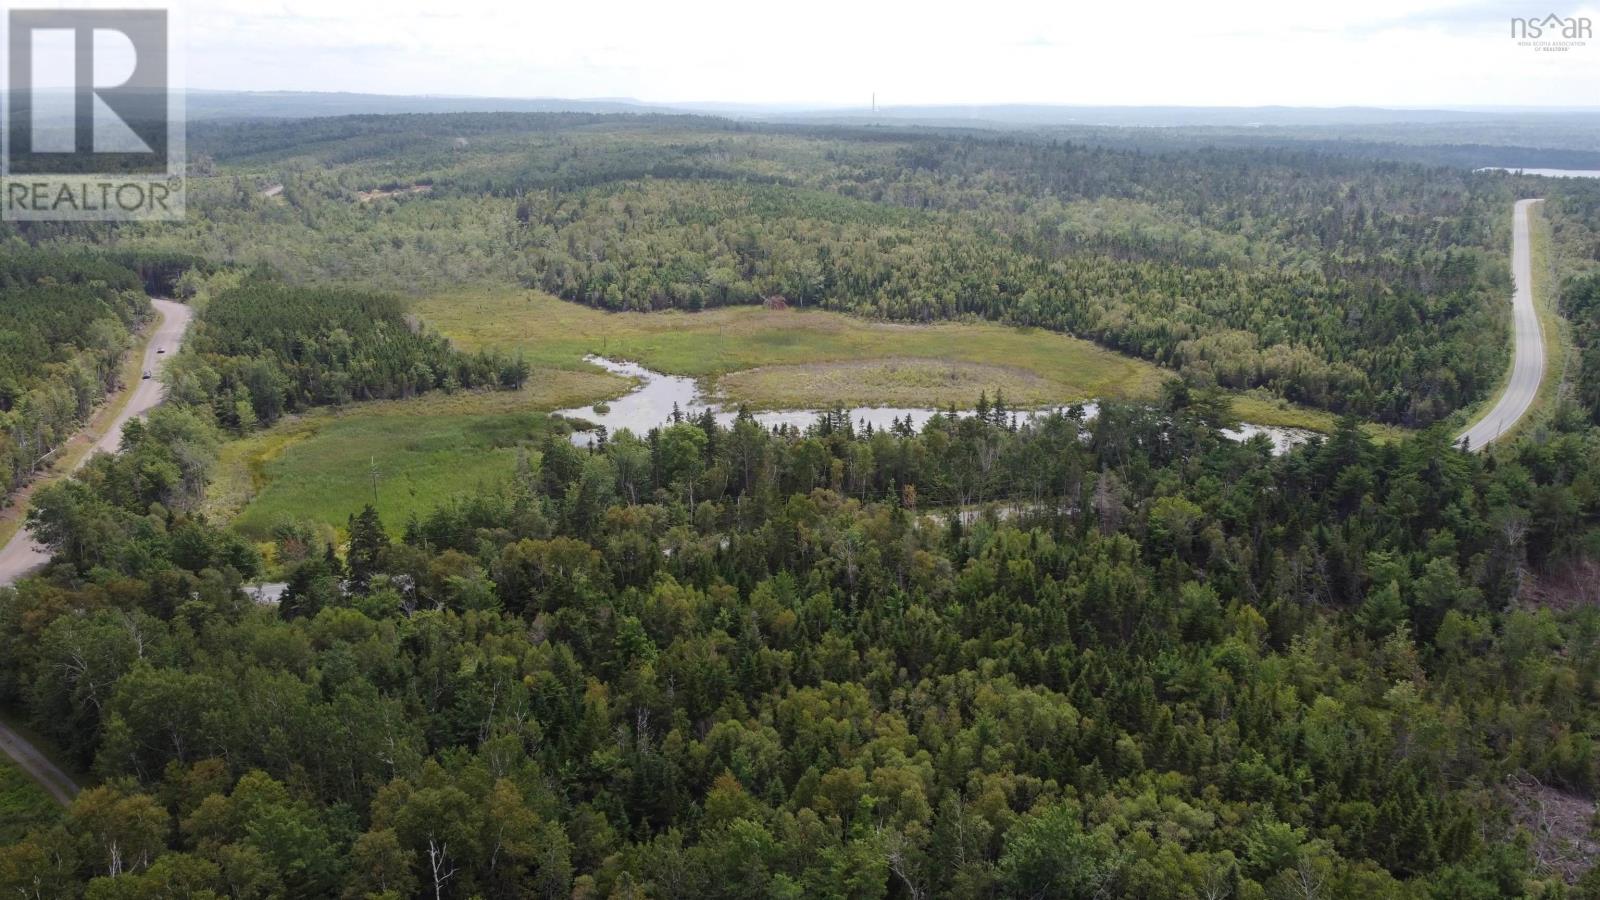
[763,295,789,311]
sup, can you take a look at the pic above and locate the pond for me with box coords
[556,356,1315,453]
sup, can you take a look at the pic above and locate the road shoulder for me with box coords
[1502,198,1569,443]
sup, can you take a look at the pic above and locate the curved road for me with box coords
[0,298,193,585]
[1457,199,1545,452]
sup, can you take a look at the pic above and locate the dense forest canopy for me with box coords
[1563,273,1600,424]
[0,251,149,502]
[3,350,1600,897]
[44,113,1600,426]
[168,280,532,432]
[3,112,1600,899]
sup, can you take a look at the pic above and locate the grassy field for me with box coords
[215,288,1410,540]
[207,372,621,540]
[216,290,1170,538]
[415,287,1404,434]
[1229,391,1410,444]
[412,287,1169,406]
[719,357,1088,409]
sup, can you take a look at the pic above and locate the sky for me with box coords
[78,0,1600,107]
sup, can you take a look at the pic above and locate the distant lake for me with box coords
[1476,167,1600,179]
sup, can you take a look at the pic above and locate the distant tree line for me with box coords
[513,177,1509,424]
[69,114,1600,428]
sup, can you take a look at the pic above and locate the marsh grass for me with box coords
[208,370,621,538]
[1229,392,1409,443]
[413,287,1168,404]
[215,288,1417,536]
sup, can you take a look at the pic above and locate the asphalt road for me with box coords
[0,298,193,586]
[1457,199,1546,452]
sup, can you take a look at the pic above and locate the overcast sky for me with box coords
[170,0,1600,107]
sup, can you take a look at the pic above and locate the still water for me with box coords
[1476,167,1600,178]
[557,357,1314,453]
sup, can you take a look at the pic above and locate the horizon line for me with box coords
[179,89,1600,115]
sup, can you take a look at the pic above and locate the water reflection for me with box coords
[556,356,1313,453]
[1475,167,1600,179]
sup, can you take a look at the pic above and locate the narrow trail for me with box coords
[1457,199,1546,452]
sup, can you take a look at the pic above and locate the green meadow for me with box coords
[208,374,620,540]
[414,287,1385,431]
[412,287,1170,406]
[214,289,1405,539]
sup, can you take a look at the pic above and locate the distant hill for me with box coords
[762,103,1600,129]
[187,91,1600,130]
[186,90,674,120]
[179,92,1600,169]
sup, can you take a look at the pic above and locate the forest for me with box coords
[73,114,1600,426]
[1,113,1600,898]
[166,278,532,433]
[0,251,150,503]
[1,250,1600,896]
[1565,273,1600,423]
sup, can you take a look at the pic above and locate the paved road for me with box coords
[1458,199,1546,452]
[0,298,193,585]
[0,717,79,805]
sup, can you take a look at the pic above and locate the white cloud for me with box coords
[179,0,1600,106]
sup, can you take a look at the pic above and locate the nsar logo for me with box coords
[1510,13,1592,51]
